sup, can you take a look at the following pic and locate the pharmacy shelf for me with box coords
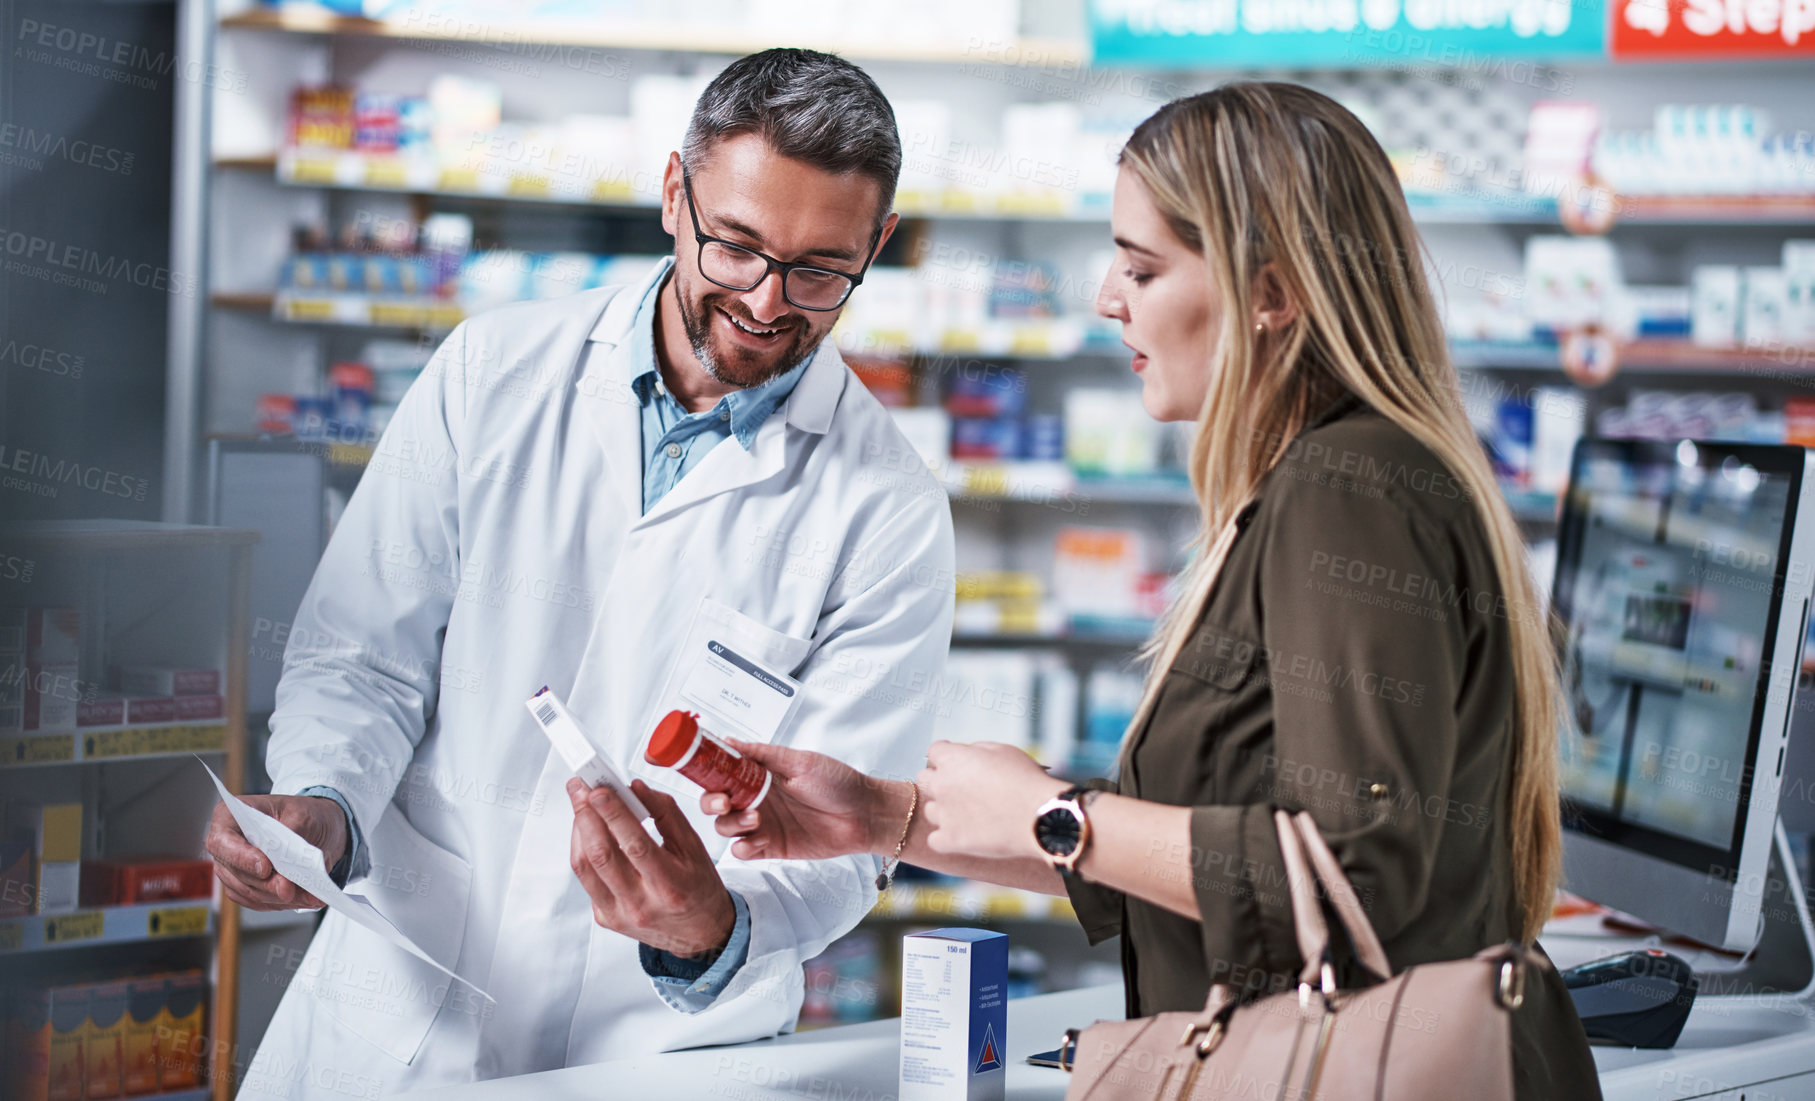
[867,882,1076,924]
[942,460,1195,506]
[224,156,1815,229]
[2,724,228,767]
[1451,338,1815,373]
[256,149,1117,223]
[1,519,260,551]
[219,9,1088,66]
[1406,191,1815,227]
[218,290,1122,359]
[0,900,214,955]
[1613,194,1815,224]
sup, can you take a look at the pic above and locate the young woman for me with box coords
[702,82,1601,1097]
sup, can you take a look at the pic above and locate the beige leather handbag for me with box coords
[1059,809,1529,1100]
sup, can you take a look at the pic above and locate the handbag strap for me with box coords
[1273,809,1393,987]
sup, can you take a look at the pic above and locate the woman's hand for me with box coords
[703,740,906,862]
[917,741,1067,862]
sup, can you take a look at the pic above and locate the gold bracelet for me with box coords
[874,780,918,893]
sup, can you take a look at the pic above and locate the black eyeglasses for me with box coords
[681,168,878,311]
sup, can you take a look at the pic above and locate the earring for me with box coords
[1254,322,1265,334]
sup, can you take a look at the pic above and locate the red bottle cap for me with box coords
[646,709,700,767]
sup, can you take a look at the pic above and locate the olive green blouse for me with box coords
[1065,394,1602,1099]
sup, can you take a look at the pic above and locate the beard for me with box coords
[673,267,823,389]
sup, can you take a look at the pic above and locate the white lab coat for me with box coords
[243,260,955,1099]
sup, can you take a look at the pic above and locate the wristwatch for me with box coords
[1033,785,1098,877]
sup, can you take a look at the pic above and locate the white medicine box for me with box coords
[900,928,1008,1101]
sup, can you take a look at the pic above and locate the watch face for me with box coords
[1035,807,1082,857]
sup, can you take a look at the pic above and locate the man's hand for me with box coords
[205,794,350,911]
[568,778,735,962]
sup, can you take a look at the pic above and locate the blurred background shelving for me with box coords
[0,522,256,1101]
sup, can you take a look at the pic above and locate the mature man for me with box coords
[206,49,953,1096]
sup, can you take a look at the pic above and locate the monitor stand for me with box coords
[1688,820,1815,1001]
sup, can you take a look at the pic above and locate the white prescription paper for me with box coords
[200,759,492,1001]
[676,639,801,743]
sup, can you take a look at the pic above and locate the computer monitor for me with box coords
[1554,438,1815,951]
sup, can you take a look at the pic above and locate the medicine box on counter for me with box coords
[900,928,1007,1101]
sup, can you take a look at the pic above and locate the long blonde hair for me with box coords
[1120,83,1563,943]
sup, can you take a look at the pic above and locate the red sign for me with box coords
[1614,0,1815,57]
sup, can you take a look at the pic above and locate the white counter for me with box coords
[407,978,1815,1101]
[409,984,1113,1101]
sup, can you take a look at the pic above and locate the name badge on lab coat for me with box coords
[677,639,800,743]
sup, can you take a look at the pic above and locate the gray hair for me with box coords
[681,49,900,222]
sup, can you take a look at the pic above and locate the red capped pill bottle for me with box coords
[645,709,772,811]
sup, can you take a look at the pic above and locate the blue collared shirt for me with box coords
[628,267,810,514]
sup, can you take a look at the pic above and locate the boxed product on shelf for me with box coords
[884,408,951,477]
[951,596,1051,638]
[1692,265,1742,347]
[1624,286,1692,340]
[1522,101,1600,194]
[123,697,179,726]
[1743,267,1789,346]
[428,74,503,158]
[7,987,51,1101]
[8,607,80,734]
[6,973,204,1101]
[79,858,213,908]
[112,665,220,697]
[1524,236,1623,333]
[846,358,914,407]
[1488,399,1533,488]
[1077,664,1144,776]
[1063,390,1159,477]
[76,695,126,728]
[989,261,1063,319]
[1052,527,1145,620]
[1783,241,1815,346]
[1597,391,1769,443]
[1530,388,1588,495]
[287,86,354,150]
[7,801,82,916]
[157,971,207,1090]
[1592,104,1809,198]
[120,979,164,1096]
[937,651,1038,750]
[174,695,224,722]
[894,98,955,194]
[48,983,86,1101]
[1024,414,1064,462]
[329,362,375,437]
[83,982,128,1101]
[950,418,1022,461]
[945,365,1026,419]
[1034,655,1079,771]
